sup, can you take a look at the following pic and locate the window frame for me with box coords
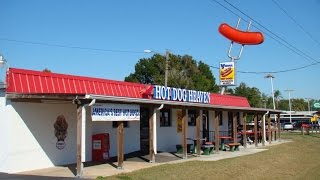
[160,108,171,127]
[218,111,223,126]
[188,109,197,126]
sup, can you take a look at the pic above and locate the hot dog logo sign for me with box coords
[219,61,235,86]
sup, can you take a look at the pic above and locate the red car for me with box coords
[301,123,311,128]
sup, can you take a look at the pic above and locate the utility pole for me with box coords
[264,74,277,126]
[305,98,311,115]
[264,74,276,110]
[285,89,294,123]
[165,49,169,87]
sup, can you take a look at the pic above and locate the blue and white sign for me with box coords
[91,103,140,121]
[153,85,210,104]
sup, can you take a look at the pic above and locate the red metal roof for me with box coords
[6,68,250,107]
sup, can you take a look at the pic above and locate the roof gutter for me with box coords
[262,111,269,143]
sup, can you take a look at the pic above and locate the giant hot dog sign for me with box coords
[217,20,264,86]
[219,61,235,86]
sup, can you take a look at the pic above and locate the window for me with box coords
[218,111,223,125]
[160,109,171,127]
[228,112,233,137]
[112,121,129,128]
[188,110,197,126]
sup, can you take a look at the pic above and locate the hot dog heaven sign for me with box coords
[153,85,210,104]
[220,61,235,86]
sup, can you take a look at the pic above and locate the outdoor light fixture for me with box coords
[285,89,294,123]
[0,54,8,89]
[144,49,170,87]
[264,73,275,110]
[0,54,7,68]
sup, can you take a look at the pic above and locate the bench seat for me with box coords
[226,143,241,152]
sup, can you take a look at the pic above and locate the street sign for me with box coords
[313,102,320,108]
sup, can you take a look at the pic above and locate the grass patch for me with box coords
[100,132,320,180]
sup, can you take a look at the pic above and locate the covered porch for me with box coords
[3,67,282,178]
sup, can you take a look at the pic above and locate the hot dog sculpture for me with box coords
[218,19,264,94]
[219,23,264,45]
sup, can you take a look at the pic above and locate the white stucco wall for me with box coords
[4,101,79,173]
[157,109,199,152]
[91,120,140,157]
[0,101,141,173]
[221,111,229,131]
[0,91,9,173]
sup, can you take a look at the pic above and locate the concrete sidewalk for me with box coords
[8,140,290,180]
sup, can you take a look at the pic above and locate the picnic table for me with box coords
[219,136,232,151]
[187,137,206,154]
[201,144,214,155]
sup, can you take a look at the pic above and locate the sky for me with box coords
[0,0,320,100]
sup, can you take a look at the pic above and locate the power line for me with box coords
[0,37,145,54]
[271,0,320,47]
[221,0,319,64]
[207,0,320,74]
[209,0,319,64]
[209,61,320,74]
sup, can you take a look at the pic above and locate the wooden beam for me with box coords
[262,114,265,146]
[268,114,271,144]
[76,103,83,177]
[233,112,238,143]
[254,114,258,147]
[149,107,155,162]
[242,113,247,148]
[214,111,220,153]
[182,108,188,159]
[117,121,124,169]
[277,113,281,141]
[196,109,202,156]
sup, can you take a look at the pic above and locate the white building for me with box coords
[0,67,281,176]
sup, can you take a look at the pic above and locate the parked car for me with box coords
[293,121,311,130]
[283,122,294,131]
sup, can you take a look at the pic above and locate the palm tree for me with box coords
[274,90,282,109]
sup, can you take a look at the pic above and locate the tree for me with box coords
[292,98,307,111]
[125,53,219,92]
[43,68,51,73]
[274,90,282,109]
[233,82,262,108]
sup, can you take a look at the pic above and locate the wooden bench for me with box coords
[226,143,240,152]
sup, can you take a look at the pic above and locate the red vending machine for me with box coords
[92,133,110,161]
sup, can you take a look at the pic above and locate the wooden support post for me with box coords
[117,121,124,169]
[268,114,271,144]
[182,108,188,159]
[149,107,155,163]
[262,114,265,146]
[277,114,281,141]
[214,111,220,153]
[196,109,202,156]
[242,113,247,148]
[76,103,83,177]
[254,114,258,147]
[233,112,238,143]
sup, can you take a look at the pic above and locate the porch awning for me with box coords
[85,94,283,114]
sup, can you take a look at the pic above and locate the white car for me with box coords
[283,122,293,131]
